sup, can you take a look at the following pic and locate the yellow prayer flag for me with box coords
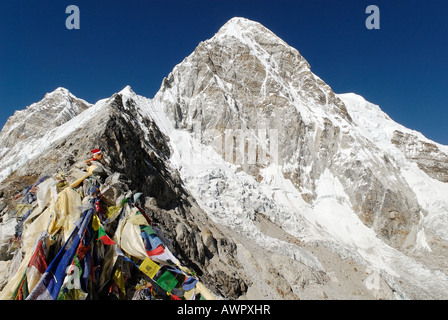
[128,213,149,226]
[139,257,160,279]
[106,206,121,218]
[183,289,195,300]
[113,267,126,299]
[92,214,101,231]
[68,171,93,188]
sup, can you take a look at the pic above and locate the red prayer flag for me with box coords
[97,226,115,245]
[146,245,165,257]
[28,240,47,273]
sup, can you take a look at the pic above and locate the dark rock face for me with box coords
[392,130,448,183]
[98,94,178,210]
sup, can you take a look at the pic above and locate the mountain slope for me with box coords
[0,88,92,183]
[1,17,448,299]
[153,17,424,250]
[0,87,248,299]
[150,17,448,299]
[339,93,448,262]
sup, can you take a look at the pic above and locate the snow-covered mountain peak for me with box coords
[211,17,303,66]
[338,92,390,120]
[148,18,448,299]
[0,87,91,140]
[44,86,72,98]
[215,17,272,37]
[221,16,256,27]
[39,87,90,114]
[0,87,93,183]
[117,85,135,97]
[157,16,352,141]
[5,87,84,120]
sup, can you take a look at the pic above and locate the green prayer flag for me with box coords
[156,271,178,293]
[141,225,156,236]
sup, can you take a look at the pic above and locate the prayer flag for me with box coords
[97,226,115,245]
[92,214,101,231]
[156,271,178,293]
[139,257,160,279]
[146,245,165,257]
[182,277,198,291]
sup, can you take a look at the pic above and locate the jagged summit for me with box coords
[222,16,256,26]
[117,85,135,96]
[214,17,281,41]
[211,17,307,67]
[0,87,91,150]
[216,17,268,34]
[4,87,87,121]
[44,86,72,98]
[39,87,91,113]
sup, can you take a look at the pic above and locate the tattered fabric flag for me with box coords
[139,257,160,279]
[140,224,166,257]
[93,213,115,245]
[146,245,165,257]
[170,293,181,300]
[106,206,121,219]
[28,239,48,273]
[57,288,88,300]
[150,246,180,266]
[97,226,115,245]
[135,205,152,225]
[140,230,163,252]
[12,272,28,300]
[120,197,130,206]
[182,277,198,292]
[57,257,87,301]
[75,244,90,260]
[112,267,126,299]
[141,224,156,236]
[26,209,94,300]
[184,288,196,300]
[92,214,101,231]
[26,238,49,293]
[133,192,143,204]
[156,270,178,293]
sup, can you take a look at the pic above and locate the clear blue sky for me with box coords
[1,0,447,144]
